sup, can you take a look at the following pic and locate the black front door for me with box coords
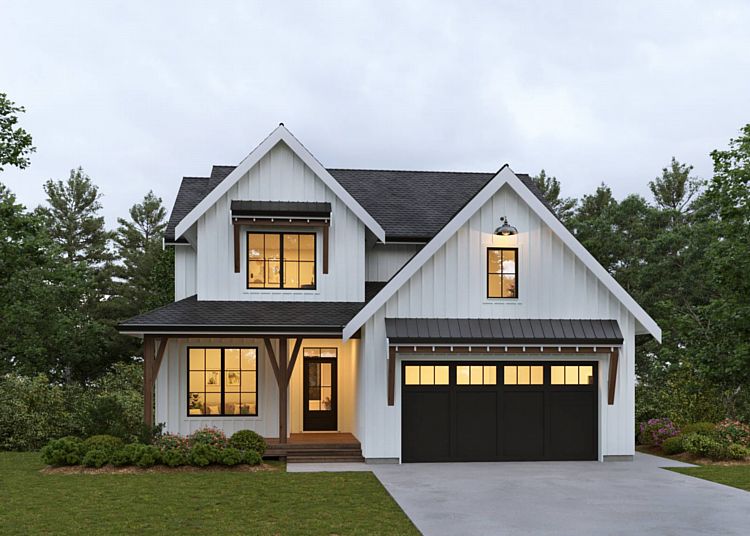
[303,348,338,431]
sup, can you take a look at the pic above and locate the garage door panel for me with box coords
[548,391,597,460]
[502,391,545,460]
[402,391,452,462]
[455,391,498,460]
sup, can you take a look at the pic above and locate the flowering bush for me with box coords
[639,418,680,446]
[188,427,228,449]
[715,419,750,446]
[154,433,190,452]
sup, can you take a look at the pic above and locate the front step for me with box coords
[287,455,365,463]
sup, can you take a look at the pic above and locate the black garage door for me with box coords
[401,361,598,462]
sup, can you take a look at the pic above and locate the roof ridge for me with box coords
[327,167,496,175]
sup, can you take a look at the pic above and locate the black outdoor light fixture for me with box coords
[494,216,518,236]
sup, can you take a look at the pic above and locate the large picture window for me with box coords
[487,248,517,299]
[247,232,316,289]
[188,347,258,416]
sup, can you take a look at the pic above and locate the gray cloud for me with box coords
[2,0,749,227]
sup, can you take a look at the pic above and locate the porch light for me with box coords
[494,216,518,236]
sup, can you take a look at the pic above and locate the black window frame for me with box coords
[186,346,259,417]
[246,231,317,290]
[487,247,518,299]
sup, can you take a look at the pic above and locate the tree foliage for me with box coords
[531,169,577,221]
[0,93,35,171]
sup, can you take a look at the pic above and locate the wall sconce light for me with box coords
[494,216,518,236]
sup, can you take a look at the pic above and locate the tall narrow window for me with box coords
[188,347,258,416]
[247,232,316,289]
[487,248,517,298]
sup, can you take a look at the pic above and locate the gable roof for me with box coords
[166,167,551,244]
[172,125,386,242]
[342,166,662,342]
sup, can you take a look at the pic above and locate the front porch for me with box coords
[265,432,363,463]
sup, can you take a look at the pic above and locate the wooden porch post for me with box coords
[278,337,288,443]
[607,348,619,405]
[143,335,155,427]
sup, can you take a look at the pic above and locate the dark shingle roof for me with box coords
[166,166,555,243]
[385,318,623,345]
[118,281,388,333]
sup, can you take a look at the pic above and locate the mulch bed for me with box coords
[637,445,750,466]
[41,463,279,475]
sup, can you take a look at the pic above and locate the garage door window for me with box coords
[457,365,496,385]
[405,365,449,385]
[551,365,594,385]
[503,365,543,385]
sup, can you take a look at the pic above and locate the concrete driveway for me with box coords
[371,453,750,536]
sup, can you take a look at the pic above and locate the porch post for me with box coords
[607,348,619,405]
[278,337,289,443]
[143,335,155,427]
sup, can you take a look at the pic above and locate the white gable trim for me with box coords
[174,125,386,242]
[343,167,662,342]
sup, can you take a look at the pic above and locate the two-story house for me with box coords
[118,125,661,463]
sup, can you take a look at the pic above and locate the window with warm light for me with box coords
[550,365,595,385]
[247,232,316,289]
[456,365,497,385]
[503,365,544,385]
[487,248,517,298]
[404,365,450,385]
[187,348,258,416]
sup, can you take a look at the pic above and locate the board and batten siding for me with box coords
[357,183,637,460]
[194,142,365,302]
[365,243,421,282]
[174,246,197,301]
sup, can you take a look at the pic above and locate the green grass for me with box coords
[0,452,419,535]
[667,465,750,492]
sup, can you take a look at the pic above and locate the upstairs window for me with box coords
[487,248,517,299]
[247,232,316,289]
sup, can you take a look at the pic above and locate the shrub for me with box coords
[229,430,266,456]
[154,433,190,452]
[133,444,161,468]
[110,443,142,466]
[661,436,685,455]
[243,449,262,466]
[189,427,228,449]
[161,447,188,467]
[726,443,750,461]
[715,419,750,447]
[638,418,680,446]
[682,432,729,460]
[83,435,124,455]
[40,437,85,466]
[82,448,111,468]
[219,447,244,466]
[188,444,220,466]
[681,422,716,436]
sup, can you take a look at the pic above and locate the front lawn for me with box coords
[667,465,750,492]
[0,452,418,535]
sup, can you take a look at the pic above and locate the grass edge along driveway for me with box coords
[667,465,750,493]
[0,452,419,536]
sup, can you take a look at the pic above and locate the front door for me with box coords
[303,348,338,431]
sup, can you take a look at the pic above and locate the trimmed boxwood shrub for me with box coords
[82,448,111,468]
[682,432,729,459]
[243,449,262,466]
[111,443,142,466]
[83,434,124,455]
[40,437,85,466]
[188,443,220,466]
[161,447,188,467]
[229,430,266,456]
[189,427,228,449]
[133,445,161,468]
[726,443,750,460]
[661,435,685,455]
[681,422,716,436]
[219,447,244,466]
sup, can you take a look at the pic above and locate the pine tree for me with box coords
[531,169,577,222]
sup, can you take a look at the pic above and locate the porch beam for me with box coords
[391,345,615,355]
[263,337,282,385]
[388,346,396,406]
[607,349,619,405]
[286,337,303,381]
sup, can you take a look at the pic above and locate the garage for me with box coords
[401,361,598,462]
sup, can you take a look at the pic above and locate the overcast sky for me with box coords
[2,0,749,227]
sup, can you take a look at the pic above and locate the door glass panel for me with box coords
[321,363,332,386]
[304,348,321,358]
[504,366,517,385]
[320,348,337,358]
[435,366,450,385]
[551,366,565,385]
[457,365,470,385]
[530,366,544,385]
[420,365,435,385]
[321,387,332,410]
